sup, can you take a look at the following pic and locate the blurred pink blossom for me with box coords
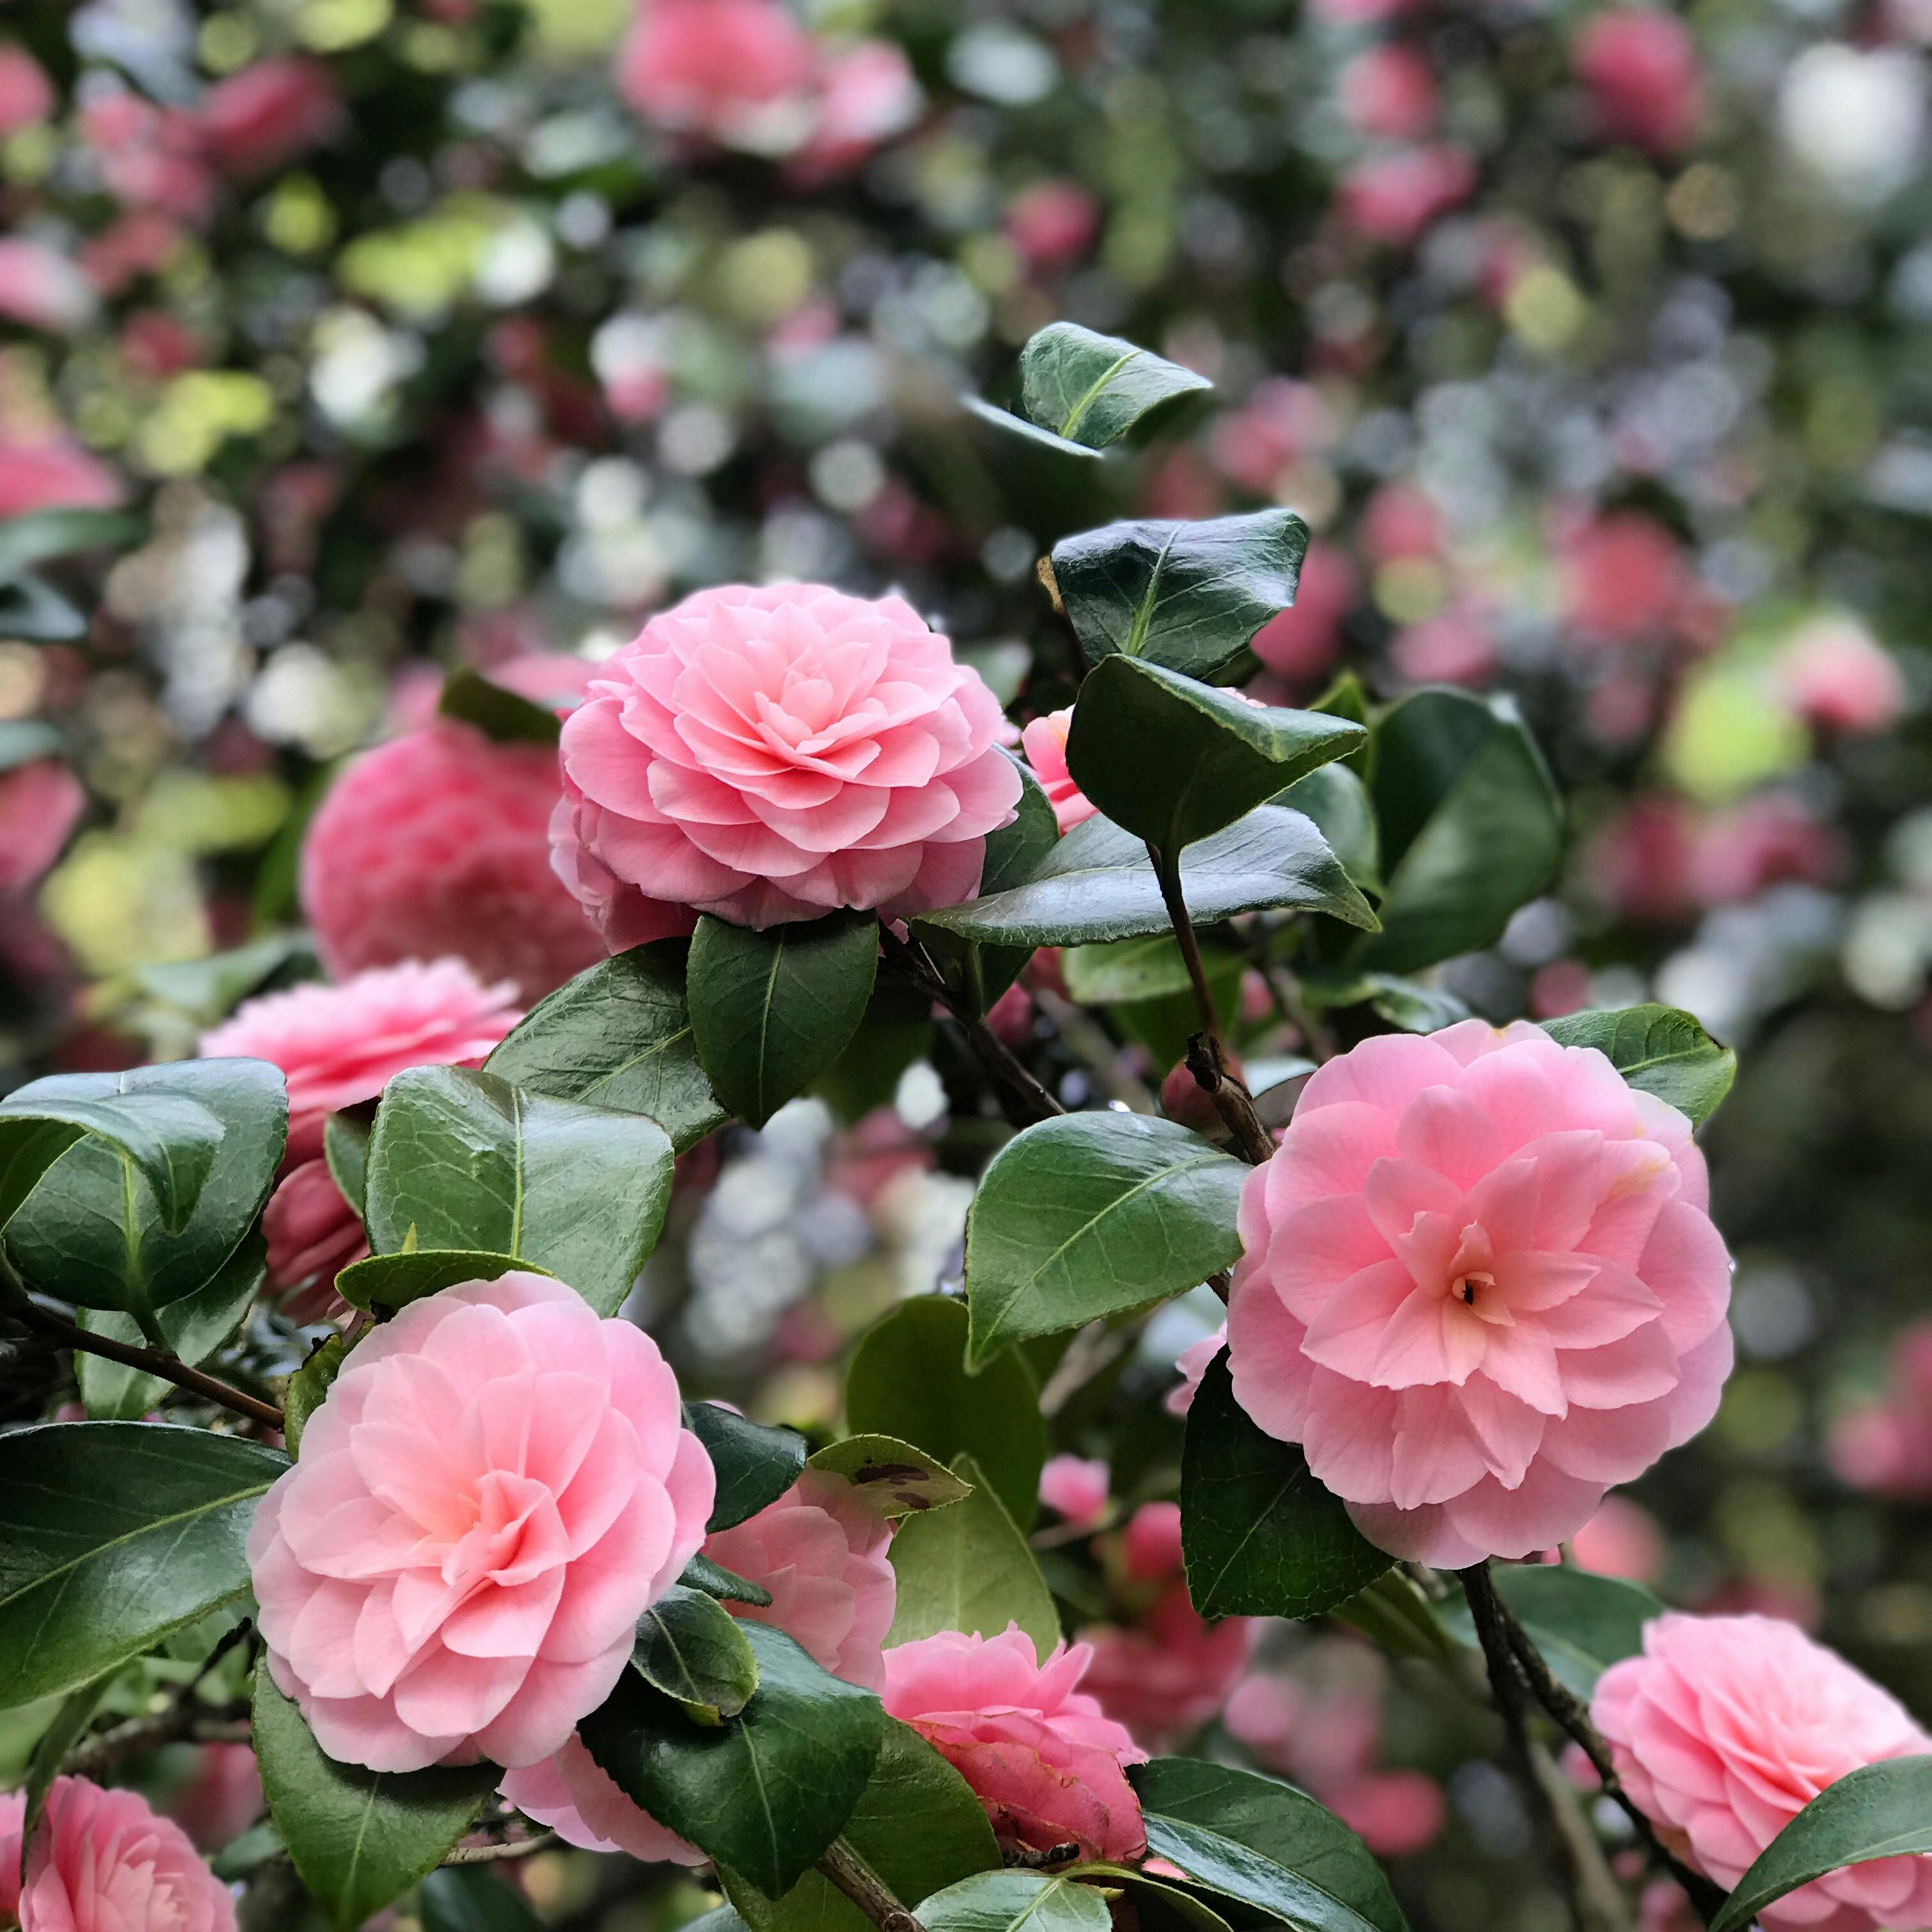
[1039,1454,1111,1527]
[0,240,98,334]
[1570,1495,1666,1581]
[1777,620,1906,735]
[0,45,54,135]
[1004,180,1101,272]
[0,758,86,892]
[1336,145,1477,247]
[199,57,344,178]
[1338,45,1440,141]
[0,434,121,518]
[617,0,816,151]
[788,40,922,184]
[1574,8,1703,158]
[1080,1583,1257,1752]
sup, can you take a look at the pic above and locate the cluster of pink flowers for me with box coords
[1828,1321,1932,1500]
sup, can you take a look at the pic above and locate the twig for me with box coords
[817,1838,924,1932]
[1037,1317,1136,1418]
[1031,987,1158,1113]
[441,1832,560,1865]
[1263,963,1339,1064]
[7,1291,284,1431]
[63,1703,252,1778]
[1528,1738,1636,1932]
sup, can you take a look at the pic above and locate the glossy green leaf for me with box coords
[634,1584,761,1722]
[21,1675,112,1871]
[726,1720,1000,1932]
[804,1435,974,1521]
[1710,1758,1932,1932]
[689,912,879,1130]
[917,1872,1112,1932]
[420,1864,548,1932]
[686,1402,809,1532]
[581,1621,884,1897]
[1061,935,1243,1006]
[335,1248,546,1316]
[485,940,727,1152]
[1131,1759,1406,1932]
[1018,323,1213,450]
[1067,656,1367,855]
[438,666,561,745]
[1276,764,1379,892]
[846,1298,1046,1526]
[284,1332,349,1458]
[130,933,317,1026]
[1354,689,1561,975]
[1050,510,1310,682]
[1058,1866,1233,1932]
[681,1553,774,1607]
[917,806,1376,951]
[1541,1004,1736,1128]
[364,1065,673,1315]
[0,1423,287,1707]
[964,1114,1244,1367]
[6,1059,287,1328]
[886,1453,1059,1657]
[815,975,935,1123]
[323,1112,370,1219]
[960,393,1107,461]
[253,1665,497,1932]
[1439,1565,1663,1699]
[1181,1354,1389,1621]
[77,1231,266,1420]
[1330,1569,1459,1669]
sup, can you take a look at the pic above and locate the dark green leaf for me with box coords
[846,1299,1046,1527]
[364,1066,673,1315]
[335,1248,546,1317]
[1067,657,1366,855]
[1061,936,1243,1006]
[1540,1004,1736,1128]
[682,1552,774,1608]
[0,507,144,576]
[1354,689,1561,975]
[323,1114,370,1219]
[0,572,84,641]
[965,1114,1244,1367]
[420,1865,547,1932]
[1050,510,1310,682]
[815,975,935,1122]
[1298,972,1471,1036]
[726,1721,1000,1932]
[438,666,562,745]
[6,1059,288,1328]
[1181,1354,1389,1621]
[130,934,317,1025]
[1058,1866,1234,1932]
[1276,765,1379,893]
[960,393,1106,462]
[1018,324,1213,450]
[886,1453,1059,1657]
[917,806,1376,951]
[486,940,727,1153]
[581,1621,884,1897]
[210,1820,284,1882]
[1330,1570,1459,1669]
[284,1333,350,1458]
[634,1584,761,1722]
[253,1664,497,1932]
[804,1436,974,1520]
[0,1423,287,1707]
[689,912,879,1130]
[1710,1758,1932,1932]
[1439,1565,1663,1699]
[685,1402,809,1532]
[917,1873,1112,1932]
[1131,1759,1406,1932]
[22,1675,112,1867]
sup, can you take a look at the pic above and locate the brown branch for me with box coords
[441,1832,560,1865]
[63,1703,252,1778]
[10,1294,284,1430]
[817,1838,924,1932]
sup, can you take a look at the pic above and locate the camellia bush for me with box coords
[3,326,1931,1932]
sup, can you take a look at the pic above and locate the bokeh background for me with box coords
[1,0,1930,1926]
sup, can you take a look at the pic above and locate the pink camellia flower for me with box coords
[1358,480,1443,566]
[261,1158,369,1319]
[553,583,1020,937]
[500,1735,702,1862]
[617,0,816,151]
[1559,511,1691,647]
[1570,1495,1665,1581]
[0,240,98,334]
[1777,620,1906,736]
[0,46,54,136]
[788,40,922,185]
[201,957,521,1163]
[1165,1326,1227,1417]
[1338,45,1441,141]
[0,433,121,519]
[1225,1020,1735,1565]
[0,1776,235,1932]
[1020,708,1096,836]
[1080,1585,1257,1753]
[701,1470,898,1690]
[1039,1454,1112,1528]
[165,1744,264,1852]
[1209,379,1336,496]
[0,759,86,893]
[882,1625,1149,1862]
[1828,1321,1932,1500]
[249,1272,714,1772]
[1574,9,1703,158]
[1329,1770,1446,1859]
[1595,1614,1932,1932]
[198,57,343,178]
[1004,180,1101,273]
[1251,546,1360,689]
[79,91,214,224]
[1335,144,1478,247]
[1391,608,1499,688]
[302,717,605,1003]
[1119,1500,1185,1583]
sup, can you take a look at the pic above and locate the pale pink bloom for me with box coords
[1358,480,1444,565]
[1687,796,1845,907]
[1390,608,1498,688]
[553,583,1020,935]
[0,1777,234,1932]
[1570,1495,1665,1581]
[79,211,185,298]
[881,1625,1148,1862]
[1019,708,1096,835]
[262,1158,367,1321]
[1777,620,1906,735]
[1595,1614,1932,1932]
[201,956,522,1164]
[0,434,121,519]
[702,1471,898,1691]
[1828,1321,1932,1500]
[1119,1500,1184,1583]
[1338,45,1440,141]
[1574,9,1703,157]
[1039,1455,1111,1528]
[0,46,54,136]
[986,982,1035,1048]
[789,40,921,185]
[1004,180,1101,272]
[1250,547,1359,689]
[248,1273,715,1772]
[0,759,86,892]
[1165,1327,1227,1417]
[1209,380,1337,496]
[198,57,342,178]
[1225,1020,1735,1565]
[1559,512,1691,647]
[500,1733,701,1862]
[301,718,605,1004]
[165,1744,264,1851]
[1079,1584,1257,1753]
[0,240,98,334]
[1328,1770,1445,1858]
[1335,145,1477,247]
[485,653,604,715]
[79,91,214,224]
[617,0,816,151]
